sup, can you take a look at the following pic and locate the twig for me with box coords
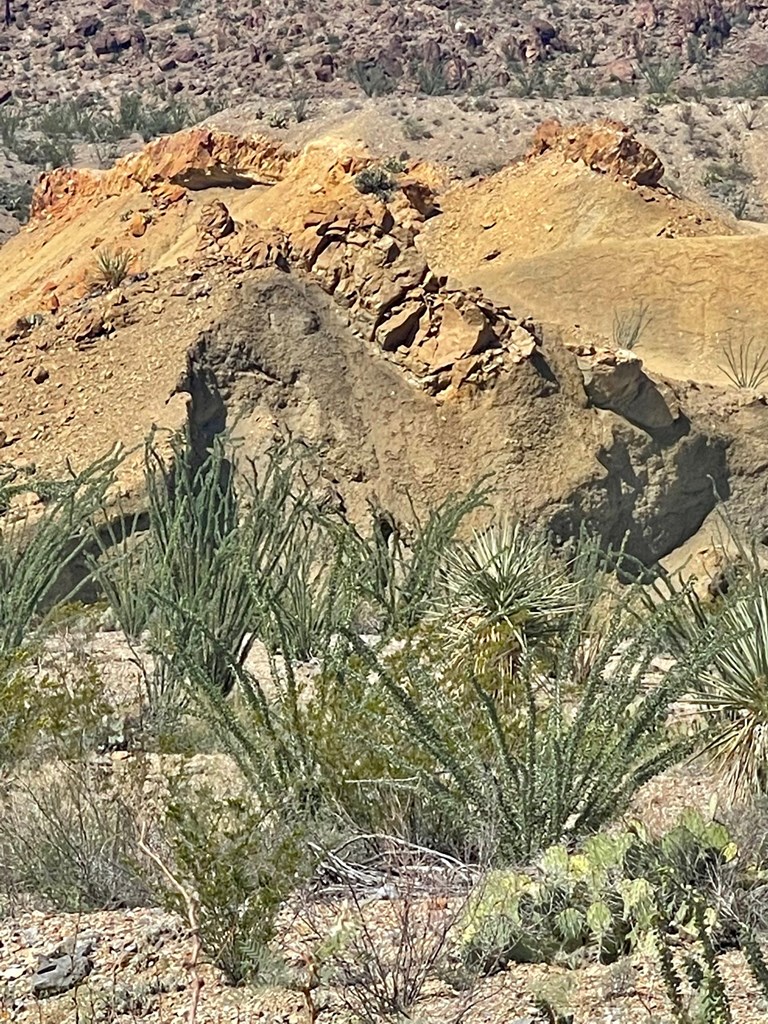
[138,825,203,1024]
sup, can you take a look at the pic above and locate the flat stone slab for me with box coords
[30,952,92,998]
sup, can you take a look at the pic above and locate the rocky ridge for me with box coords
[5,0,768,110]
[0,117,765,567]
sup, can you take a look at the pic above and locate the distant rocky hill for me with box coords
[4,0,768,110]
[4,1,768,243]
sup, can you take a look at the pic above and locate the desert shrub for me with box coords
[433,519,581,680]
[347,488,487,634]
[94,247,134,288]
[413,58,450,96]
[159,784,314,984]
[322,872,470,1022]
[136,97,193,141]
[353,165,397,201]
[0,759,152,914]
[0,451,117,655]
[16,133,76,169]
[0,649,118,767]
[347,566,714,862]
[0,104,24,150]
[638,57,680,99]
[506,58,558,98]
[348,59,397,97]
[703,160,754,219]
[117,92,144,134]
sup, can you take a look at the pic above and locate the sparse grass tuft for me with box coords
[613,301,653,350]
[718,336,768,390]
[94,248,134,289]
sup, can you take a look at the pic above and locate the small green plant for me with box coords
[160,784,313,984]
[290,85,311,123]
[94,247,133,289]
[348,59,396,97]
[506,58,548,97]
[353,165,397,201]
[435,519,581,679]
[638,57,680,99]
[717,336,768,390]
[413,58,449,96]
[613,301,653,350]
[0,103,25,150]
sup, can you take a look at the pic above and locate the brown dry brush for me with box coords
[294,844,481,1024]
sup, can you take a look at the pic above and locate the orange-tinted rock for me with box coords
[128,212,148,237]
[529,118,664,187]
[30,129,296,222]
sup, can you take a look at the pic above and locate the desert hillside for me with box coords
[5,21,768,1023]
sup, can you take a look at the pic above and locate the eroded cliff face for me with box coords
[0,121,762,562]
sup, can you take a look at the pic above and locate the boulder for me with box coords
[581,349,677,431]
[31,951,92,999]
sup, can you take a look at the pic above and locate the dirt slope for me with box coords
[419,119,768,386]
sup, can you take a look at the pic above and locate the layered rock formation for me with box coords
[1,120,766,564]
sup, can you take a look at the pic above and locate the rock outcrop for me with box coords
[2,122,766,566]
[31,130,295,221]
[528,119,665,187]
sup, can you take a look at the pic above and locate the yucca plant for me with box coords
[718,336,768,391]
[94,247,134,289]
[687,577,768,799]
[435,520,582,682]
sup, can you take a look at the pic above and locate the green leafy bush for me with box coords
[161,785,314,984]
[354,165,397,201]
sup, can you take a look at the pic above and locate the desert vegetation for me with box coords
[2,431,768,1020]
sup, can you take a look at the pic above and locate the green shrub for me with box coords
[353,165,397,201]
[638,57,680,99]
[348,559,707,861]
[348,59,396,97]
[717,336,768,390]
[0,450,117,655]
[687,575,768,797]
[413,59,449,96]
[160,784,314,984]
[0,759,151,914]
